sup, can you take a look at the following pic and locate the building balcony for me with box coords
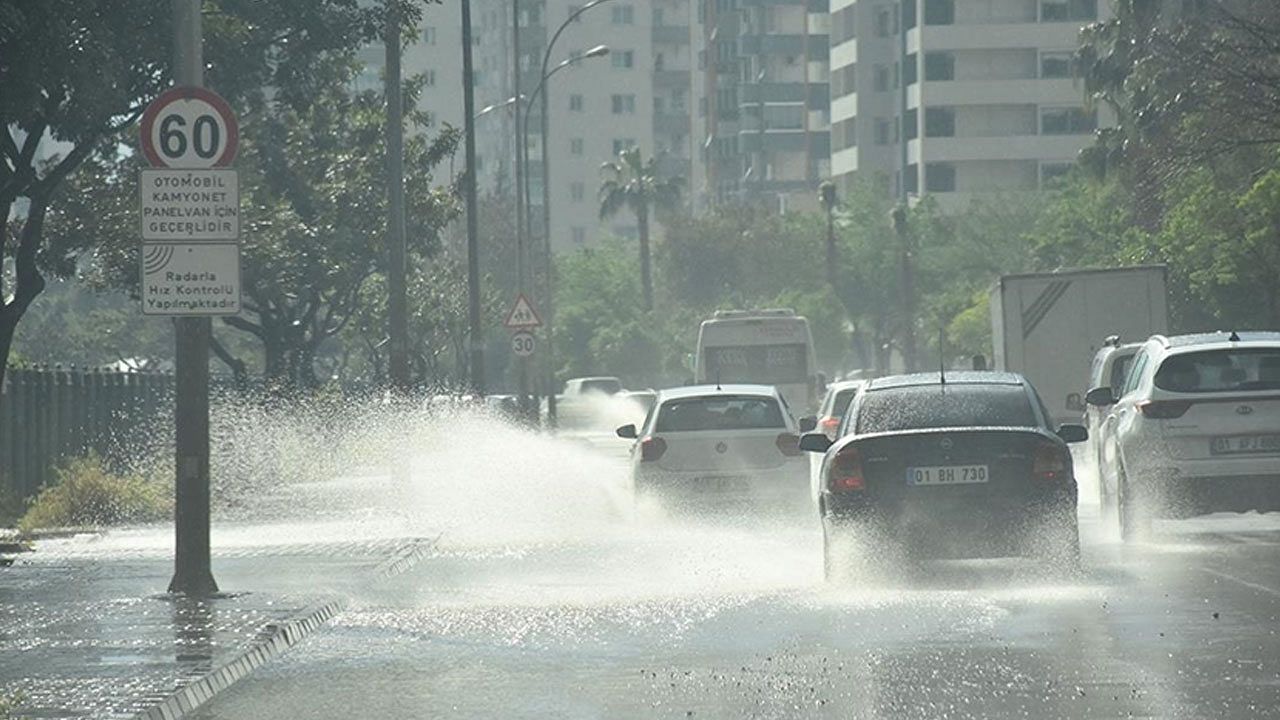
[654,111,691,136]
[652,24,690,45]
[654,69,691,87]
[910,78,1085,108]
[738,34,805,57]
[908,23,1083,53]
[908,133,1095,164]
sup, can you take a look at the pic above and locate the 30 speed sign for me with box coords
[140,86,239,169]
[511,331,536,358]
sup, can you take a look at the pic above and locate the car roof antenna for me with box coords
[715,370,722,391]
[939,326,947,389]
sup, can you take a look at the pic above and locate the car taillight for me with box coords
[1138,400,1192,419]
[1033,441,1069,482]
[827,447,865,491]
[776,433,802,457]
[639,436,667,462]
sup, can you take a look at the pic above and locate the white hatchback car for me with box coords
[1083,338,1142,497]
[1088,331,1280,539]
[616,384,809,509]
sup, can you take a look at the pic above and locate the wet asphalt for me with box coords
[188,430,1280,720]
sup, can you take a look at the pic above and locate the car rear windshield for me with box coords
[1154,348,1280,393]
[703,344,808,384]
[856,385,1038,433]
[655,395,786,432]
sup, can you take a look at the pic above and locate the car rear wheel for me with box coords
[822,522,849,584]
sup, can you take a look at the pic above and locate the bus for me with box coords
[694,309,821,414]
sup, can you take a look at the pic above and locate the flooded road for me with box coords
[181,416,1280,719]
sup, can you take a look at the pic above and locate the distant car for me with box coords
[803,372,1086,580]
[616,384,807,510]
[810,380,866,441]
[564,376,624,397]
[1087,331,1280,541]
[1084,338,1143,497]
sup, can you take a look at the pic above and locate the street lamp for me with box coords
[522,42,609,426]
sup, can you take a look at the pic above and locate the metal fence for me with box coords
[0,366,174,499]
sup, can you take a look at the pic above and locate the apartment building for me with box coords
[830,0,1112,206]
[469,0,694,253]
[693,0,831,212]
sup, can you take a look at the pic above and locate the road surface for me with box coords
[190,429,1280,719]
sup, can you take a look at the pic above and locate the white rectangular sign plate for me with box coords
[141,243,241,316]
[140,169,239,241]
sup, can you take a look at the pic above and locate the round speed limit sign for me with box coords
[511,331,536,358]
[140,86,239,169]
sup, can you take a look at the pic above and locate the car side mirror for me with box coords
[798,416,817,433]
[1085,387,1115,407]
[616,424,638,439]
[1057,424,1088,444]
[798,432,833,453]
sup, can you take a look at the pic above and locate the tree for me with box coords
[39,40,461,391]
[0,0,385,389]
[597,147,682,311]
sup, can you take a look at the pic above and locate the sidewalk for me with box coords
[0,525,435,719]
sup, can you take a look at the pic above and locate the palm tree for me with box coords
[598,147,682,310]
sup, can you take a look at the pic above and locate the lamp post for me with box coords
[522,43,609,426]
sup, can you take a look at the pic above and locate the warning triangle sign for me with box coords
[503,293,543,330]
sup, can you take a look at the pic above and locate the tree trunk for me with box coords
[0,198,50,391]
[637,203,653,311]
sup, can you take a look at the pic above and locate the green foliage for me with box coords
[0,484,22,528]
[18,453,169,533]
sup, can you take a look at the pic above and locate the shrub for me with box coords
[18,454,169,533]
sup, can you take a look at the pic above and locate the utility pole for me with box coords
[462,0,484,394]
[385,1,410,391]
[820,181,837,292]
[512,0,530,415]
[168,0,217,597]
[892,204,916,373]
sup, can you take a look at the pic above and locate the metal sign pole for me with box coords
[168,0,218,597]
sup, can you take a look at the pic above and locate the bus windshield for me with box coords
[703,344,808,384]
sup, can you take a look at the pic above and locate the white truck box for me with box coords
[991,266,1168,426]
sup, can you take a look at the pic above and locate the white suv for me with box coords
[1087,331,1280,540]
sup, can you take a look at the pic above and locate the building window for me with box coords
[925,163,956,192]
[423,70,437,87]
[612,138,637,154]
[1040,51,1075,79]
[571,182,585,201]
[874,65,890,92]
[611,94,636,114]
[763,105,804,130]
[924,52,954,81]
[422,27,437,45]
[1040,162,1074,187]
[611,5,634,24]
[833,6,857,44]
[569,94,583,111]
[904,54,918,86]
[612,50,635,69]
[904,108,918,140]
[924,0,955,25]
[570,138,584,155]
[1041,0,1097,21]
[572,227,586,245]
[875,7,894,37]
[874,118,891,145]
[903,0,917,29]
[924,107,955,137]
[1041,107,1097,135]
[654,8,664,26]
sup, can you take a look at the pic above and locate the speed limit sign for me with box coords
[139,86,239,169]
[511,331,536,358]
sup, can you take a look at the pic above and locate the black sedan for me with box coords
[800,372,1087,581]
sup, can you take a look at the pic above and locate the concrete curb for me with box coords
[128,535,439,719]
[131,598,347,720]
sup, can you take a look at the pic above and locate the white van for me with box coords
[694,309,820,414]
